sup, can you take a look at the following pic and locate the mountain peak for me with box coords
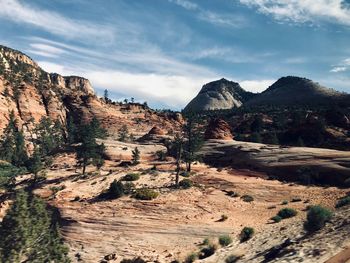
[184,78,255,112]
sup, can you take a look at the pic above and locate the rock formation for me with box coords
[246,76,350,107]
[184,78,255,112]
[0,45,182,138]
[204,119,233,140]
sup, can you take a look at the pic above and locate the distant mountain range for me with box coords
[185,76,350,112]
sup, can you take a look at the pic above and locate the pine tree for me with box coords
[104,89,109,102]
[26,148,43,184]
[118,125,129,142]
[132,147,140,165]
[66,116,77,144]
[0,190,70,262]
[76,121,105,175]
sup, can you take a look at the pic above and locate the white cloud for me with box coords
[240,79,275,93]
[239,0,350,26]
[0,0,114,41]
[330,66,347,72]
[168,0,198,10]
[37,61,68,74]
[330,57,350,73]
[27,43,67,58]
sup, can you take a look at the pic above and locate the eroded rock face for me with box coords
[0,45,183,138]
[184,78,255,112]
[204,119,233,140]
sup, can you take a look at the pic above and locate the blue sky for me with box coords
[0,0,349,109]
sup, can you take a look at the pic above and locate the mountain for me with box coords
[246,76,350,107]
[184,78,255,112]
[0,45,181,137]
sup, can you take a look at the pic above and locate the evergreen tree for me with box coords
[132,147,140,165]
[66,116,77,144]
[183,113,203,172]
[0,190,70,262]
[118,125,129,142]
[0,111,28,167]
[76,121,105,175]
[104,89,109,102]
[26,148,43,184]
[173,134,184,187]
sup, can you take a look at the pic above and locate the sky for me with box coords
[0,0,349,109]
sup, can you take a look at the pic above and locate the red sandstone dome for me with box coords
[204,118,233,140]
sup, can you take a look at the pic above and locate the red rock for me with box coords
[204,118,233,140]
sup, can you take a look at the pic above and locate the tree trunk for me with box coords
[82,161,86,175]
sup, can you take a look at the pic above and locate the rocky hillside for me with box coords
[244,76,350,107]
[0,45,182,138]
[184,78,255,112]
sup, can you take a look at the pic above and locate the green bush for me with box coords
[271,215,282,223]
[240,227,254,242]
[198,244,217,259]
[133,188,159,200]
[180,171,190,177]
[281,200,288,205]
[304,205,332,232]
[219,235,232,247]
[184,252,197,263]
[277,208,297,219]
[335,196,350,208]
[202,238,210,246]
[123,182,136,194]
[241,195,254,202]
[122,173,140,181]
[179,179,193,189]
[106,180,124,199]
[225,255,242,263]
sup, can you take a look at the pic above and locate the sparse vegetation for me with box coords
[335,196,350,208]
[184,252,197,263]
[281,200,288,205]
[277,208,297,219]
[198,244,217,259]
[219,235,232,247]
[105,180,124,199]
[304,205,332,232]
[120,257,146,263]
[132,147,140,165]
[271,215,282,223]
[122,173,140,181]
[133,188,159,200]
[240,227,254,242]
[219,214,228,222]
[179,178,193,189]
[241,195,254,202]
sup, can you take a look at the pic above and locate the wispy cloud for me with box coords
[239,0,350,26]
[0,0,114,41]
[330,57,350,73]
[169,0,247,28]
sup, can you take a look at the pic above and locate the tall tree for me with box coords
[132,147,140,165]
[0,111,28,167]
[173,134,184,187]
[76,120,105,175]
[118,125,129,142]
[0,190,70,262]
[182,112,203,172]
[104,89,109,102]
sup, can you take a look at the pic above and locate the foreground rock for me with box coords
[201,140,350,185]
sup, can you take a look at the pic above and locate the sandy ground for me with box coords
[2,139,349,263]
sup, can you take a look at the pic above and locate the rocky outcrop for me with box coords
[204,119,233,140]
[138,126,168,143]
[201,140,350,186]
[0,45,183,138]
[246,76,350,107]
[184,78,255,112]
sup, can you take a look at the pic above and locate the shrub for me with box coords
[180,171,190,177]
[226,190,240,197]
[240,227,254,242]
[123,182,136,194]
[184,252,197,263]
[133,188,159,200]
[198,244,217,259]
[106,180,124,199]
[122,173,140,181]
[241,195,254,202]
[202,238,210,246]
[277,208,297,219]
[281,200,288,205]
[219,235,232,247]
[179,179,193,189]
[335,196,350,208]
[225,255,242,263]
[271,215,282,223]
[304,205,332,232]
